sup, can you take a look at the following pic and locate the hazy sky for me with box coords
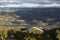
[20,0,60,3]
[0,0,60,3]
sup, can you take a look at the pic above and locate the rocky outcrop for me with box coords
[28,27,44,34]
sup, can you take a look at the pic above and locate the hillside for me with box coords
[0,7,60,40]
[0,7,60,28]
[0,8,27,26]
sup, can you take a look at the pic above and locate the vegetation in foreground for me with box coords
[0,27,60,40]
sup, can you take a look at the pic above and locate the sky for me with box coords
[18,0,60,3]
[0,0,60,3]
[0,0,60,8]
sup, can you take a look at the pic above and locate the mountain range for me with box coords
[0,7,60,21]
[0,2,60,28]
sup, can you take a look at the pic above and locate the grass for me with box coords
[56,30,60,40]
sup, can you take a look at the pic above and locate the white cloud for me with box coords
[40,3,60,7]
[0,2,60,8]
[0,3,40,8]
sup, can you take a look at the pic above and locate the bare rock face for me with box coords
[28,27,44,34]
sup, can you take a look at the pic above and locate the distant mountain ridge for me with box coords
[14,7,60,21]
[0,7,60,26]
[0,7,60,20]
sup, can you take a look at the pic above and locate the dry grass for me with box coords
[0,25,26,33]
